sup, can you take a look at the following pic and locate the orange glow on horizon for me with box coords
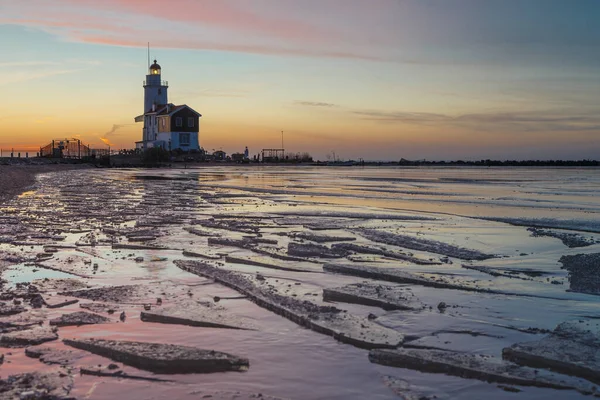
[1,1,599,160]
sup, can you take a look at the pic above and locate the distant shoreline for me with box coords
[2,156,600,169]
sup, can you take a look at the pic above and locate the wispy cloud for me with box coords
[0,69,82,86]
[100,123,134,146]
[0,61,60,68]
[0,1,387,62]
[75,35,384,61]
[0,57,100,86]
[353,109,600,132]
[284,129,341,141]
[193,89,252,98]
[353,110,451,123]
[67,59,102,66]
[67,0,336,43]
[103,124,132,137]
[294,101,339,108]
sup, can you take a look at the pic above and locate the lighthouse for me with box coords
[144,60,168,114]
[138,60,168,148]
[134,58,202,152]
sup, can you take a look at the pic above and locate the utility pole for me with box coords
[281,130,284,150]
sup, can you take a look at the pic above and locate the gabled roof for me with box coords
[144,103,168,115]
[145,103,201,117]
[157,104,186,115]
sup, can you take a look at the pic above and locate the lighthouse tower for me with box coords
[140,60,168,146]
[134,57,201,152]
[144,60,168,113]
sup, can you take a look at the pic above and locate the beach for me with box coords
[0,165,599,399]
[0,163,90,204]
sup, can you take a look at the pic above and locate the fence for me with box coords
[39,139,109,159]
[0,148,38,158]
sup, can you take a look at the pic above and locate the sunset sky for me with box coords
[1,0,599,161]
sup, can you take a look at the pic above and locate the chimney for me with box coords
[152,103,156,112]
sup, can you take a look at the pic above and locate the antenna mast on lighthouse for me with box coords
[147,42,150,69]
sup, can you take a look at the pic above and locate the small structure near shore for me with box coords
[39,138,109,159]
[261,148,284,162]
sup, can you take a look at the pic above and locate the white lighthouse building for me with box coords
[143,60,168,117]
[135,59,201,151]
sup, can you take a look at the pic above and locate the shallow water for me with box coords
[3,263,80,287]
[1,166,600,399]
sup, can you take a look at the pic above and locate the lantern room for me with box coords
[149,60,161,75]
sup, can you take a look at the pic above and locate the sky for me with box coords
[0,0,599,161]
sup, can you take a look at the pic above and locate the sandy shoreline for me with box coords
[0,164,91,205]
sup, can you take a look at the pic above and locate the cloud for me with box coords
[0,58,99,86]
[353,110,448,123]
[3,0,599,68]
[66,0,336,43]
[284,130,341,141]
[294,101,339,108]
[0,69,82,86]
[100,123,134,147]
[352,109,600,132]
[0,1,387,62]
[75,35,384,61]
[66,59,102,66]
[103,123,132,138]
[192,89,252,98]
[0,61,60,68]
[289,102,600,133]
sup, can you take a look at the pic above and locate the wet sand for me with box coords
[1,166,600,399]
[0,163,90,203]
